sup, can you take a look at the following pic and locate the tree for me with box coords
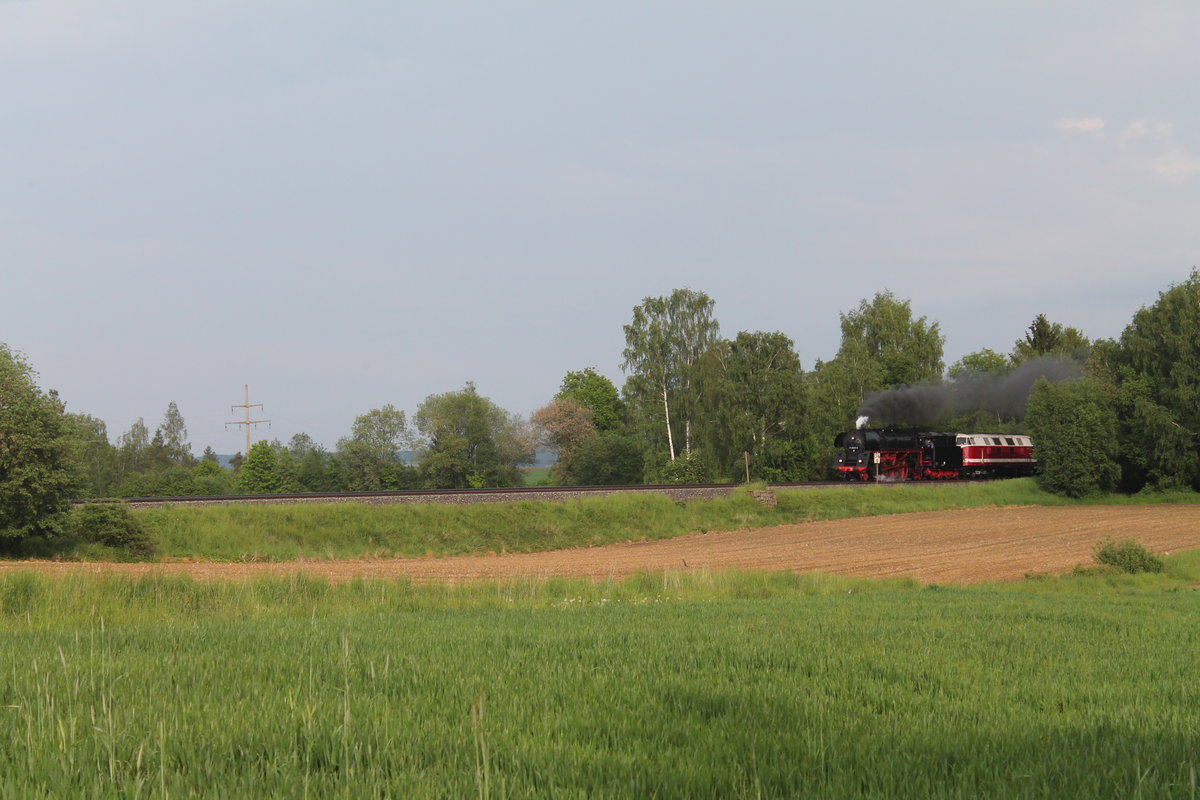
[146,429,171,473]
[287,432,319,459]
[837,290,944,388]
[269,439,303,493]
[1112,270,1200,490]
[117,464,195,498]
[948,349,1009,379]
[1026,377,1119,497]
[788,292,944,480]
[622,288,720,462]
[190,459,233,495]
[116,418,151,478]
[105,404,198,496]
[531,397,597,485]
[699,331,808,481]
[1012,314,1090,364]
[796,358,860,480]
[285,433,335,492]
[556,368,624,432]
[236,440,279,494]
[335,405,415,491]
[156,401,194,467]
[65,412,117,498]
[1113,373,1199,491]
[415,383,536,488]
[345,405,411,458]
[0,344,79,539]
[570,433,644,485]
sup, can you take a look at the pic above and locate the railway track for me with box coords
[77,482,854,509]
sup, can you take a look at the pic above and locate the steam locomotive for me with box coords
[833,429,1036,481]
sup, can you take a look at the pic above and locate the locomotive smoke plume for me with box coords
[856,357,1083,426]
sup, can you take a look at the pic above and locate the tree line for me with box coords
[3,271,1199,544]
[63,383,539,499]
[540,287,1081,487]
[1027,271,1200,496]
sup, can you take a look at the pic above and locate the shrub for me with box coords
[650,451,711,485]
[71,504,156,557]
[1093,538,1164,574]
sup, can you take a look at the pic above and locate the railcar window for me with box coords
[1004,437,1015,446]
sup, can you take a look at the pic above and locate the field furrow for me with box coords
[4,505,1199,584]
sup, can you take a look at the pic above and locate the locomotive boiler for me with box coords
[833,428,1036,481]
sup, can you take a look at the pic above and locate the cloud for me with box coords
[1053,116,1106,134]
[1052,114,1198,181]
[1117,119,1175,144]
[1151,149,1200,180]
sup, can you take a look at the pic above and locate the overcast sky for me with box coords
[4,1,1199,451]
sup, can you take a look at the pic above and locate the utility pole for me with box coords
[226,384,271,456]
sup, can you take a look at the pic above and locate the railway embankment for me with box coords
[46,479,1200,565]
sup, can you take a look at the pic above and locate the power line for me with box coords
[225,384,271,455]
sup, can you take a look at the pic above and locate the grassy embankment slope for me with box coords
[126,478,1200,561]
[2,563,1199,798]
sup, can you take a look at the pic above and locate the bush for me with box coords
[1093,538,1164,574]
[649,450,711,485]
[70,504,156,557]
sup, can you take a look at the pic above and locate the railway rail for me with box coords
[76,482,859,509]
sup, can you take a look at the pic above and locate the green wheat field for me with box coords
[2,563,1199,798]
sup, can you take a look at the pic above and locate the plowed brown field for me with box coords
[4,506,1199,585]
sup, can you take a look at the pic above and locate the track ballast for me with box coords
[78,482,855,508]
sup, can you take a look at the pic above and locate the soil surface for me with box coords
[4,506,1199,585]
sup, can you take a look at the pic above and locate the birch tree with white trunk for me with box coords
[621,289,719,462]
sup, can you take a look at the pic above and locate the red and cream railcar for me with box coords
[956,433,1036,478]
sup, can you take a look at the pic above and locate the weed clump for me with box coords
[1093,538,1164,574]
[1070,564,1122,578]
